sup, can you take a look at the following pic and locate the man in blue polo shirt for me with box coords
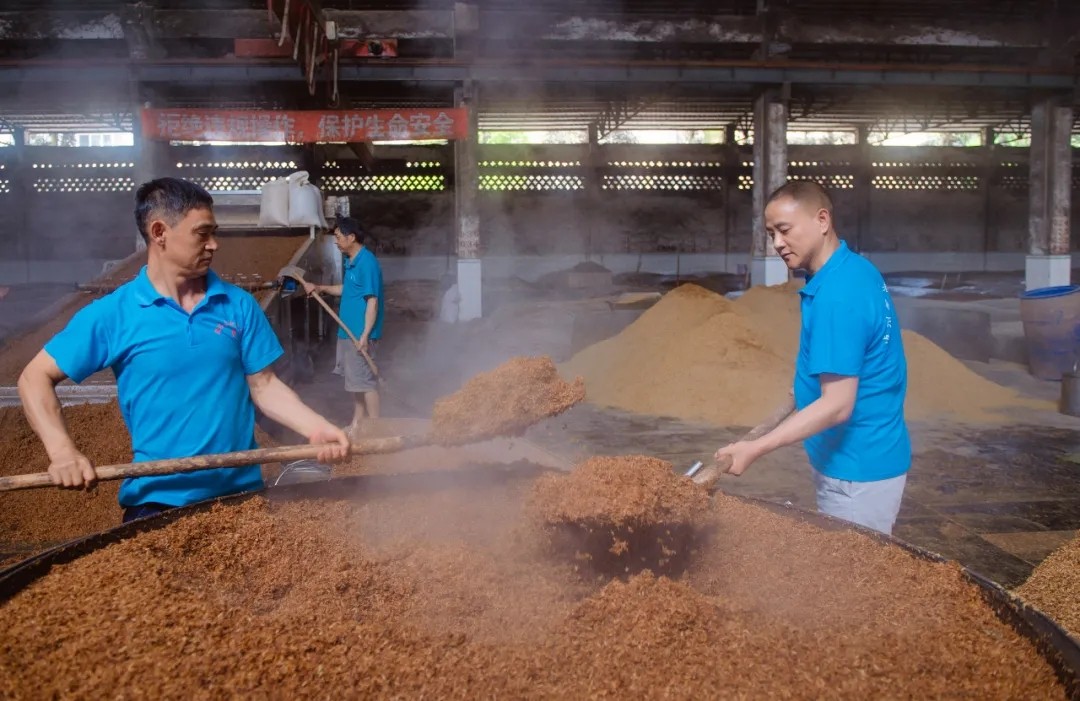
[715,180,911,535]
[17,177,350,522]
[302,217,384,436]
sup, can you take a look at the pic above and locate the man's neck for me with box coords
[345,244,362,260]
[146,255,206,310]
[807,234,842,275]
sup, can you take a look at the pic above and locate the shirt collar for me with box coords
[344,246,366,269]
[799,240,851,298]
[133,266,228,307]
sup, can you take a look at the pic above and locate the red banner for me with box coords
[141,108,468,143]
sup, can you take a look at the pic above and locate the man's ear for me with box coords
[148,219,168,247]
[817,207,832,235]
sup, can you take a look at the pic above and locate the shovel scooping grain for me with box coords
[430,356,585,445]
[527,455,713,575]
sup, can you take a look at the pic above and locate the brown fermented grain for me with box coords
[0,406,281,561]
[527,455,714,575]
[528,455,710,528]
[1015,532,1080,638]
[0,402,129,548]
[562,283,1050,426]
[0,236,304,384]
[431,356,585,444]
[0,468,1063,699]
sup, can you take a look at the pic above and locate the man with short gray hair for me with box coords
[18,177,350,523]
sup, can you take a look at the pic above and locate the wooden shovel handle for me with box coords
[0,435,429,492]
[692,395,797,492]
[309,291,381,380]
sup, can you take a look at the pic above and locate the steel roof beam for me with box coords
[0,60,1071,90]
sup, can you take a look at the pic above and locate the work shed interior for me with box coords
[2,2,1080,699]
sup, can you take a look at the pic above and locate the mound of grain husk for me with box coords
[431,356,585,445]
[528,455,713,575]
[563,283,1049,426]
[570,261,611,273]
[1014,532,1080,638]
[0,473,1065,699]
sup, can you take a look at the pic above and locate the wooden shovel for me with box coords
[688,395,797,493]
[0,434,432,492]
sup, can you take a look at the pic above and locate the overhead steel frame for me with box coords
[0,60,1072,90]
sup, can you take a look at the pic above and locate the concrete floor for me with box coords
[283,302,1080,590]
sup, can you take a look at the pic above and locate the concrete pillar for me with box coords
[980,127,996,264]
[722,124,738,259]
[1026,97,1073,290]
[854,125,872,253]
[750,89,789,287]
[454,81,481,320]
[586,122,600,259]
[132,98,172,252]
[9,128,30,283]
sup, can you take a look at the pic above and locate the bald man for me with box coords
[715,180,911,535]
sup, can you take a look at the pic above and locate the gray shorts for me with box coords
[812,469,908,536]
[338,337,379,393]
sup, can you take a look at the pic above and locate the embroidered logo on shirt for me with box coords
[214,320,240,338]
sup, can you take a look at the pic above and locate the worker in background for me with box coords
[17,178,350,523]
[715,180,911,535]
[302,217,384,436]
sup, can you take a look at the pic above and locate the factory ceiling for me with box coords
[0,0,1074,137]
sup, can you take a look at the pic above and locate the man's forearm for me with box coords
[250,373,341,441]
[361,297,377,339]
[17,367,77,459]
[754,396,848,454]
[314,284,344,297]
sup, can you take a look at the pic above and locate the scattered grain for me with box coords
[431,356,585,444]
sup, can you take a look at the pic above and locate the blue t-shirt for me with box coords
[339,247,384,341]
[793,240,911,482]
[44,266,284,507]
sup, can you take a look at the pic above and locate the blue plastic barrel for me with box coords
[1019,284,1080,380]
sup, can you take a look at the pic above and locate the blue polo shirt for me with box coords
[44,267,284,507]
[339,247,384,341]
[794,241,911,482]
